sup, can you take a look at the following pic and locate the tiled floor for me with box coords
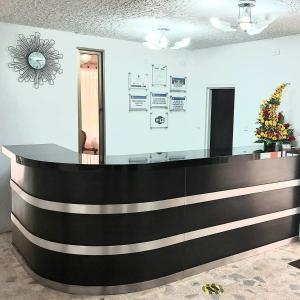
[1,233,300,300]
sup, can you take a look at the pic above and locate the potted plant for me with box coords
[255,83,296,151]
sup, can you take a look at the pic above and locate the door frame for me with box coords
[205,85,235,149]
[77,47,105,161]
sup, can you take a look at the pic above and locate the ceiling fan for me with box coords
[143,28,191,50]
[210,0,278,36]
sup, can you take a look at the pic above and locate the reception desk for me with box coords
[2,144,300,294]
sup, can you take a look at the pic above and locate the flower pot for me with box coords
[282,143,291,151]
[264,142,276,152]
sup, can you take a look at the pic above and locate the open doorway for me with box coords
[205,87,235,156]
[78,48,105,161]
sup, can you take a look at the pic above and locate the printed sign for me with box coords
[170,76,187,92]
[149,152,168,163]
[152,65,167,86]
[150,92,168,108]
[170,95,187,111]
[129,94,148,111]
[150,111,168,128]
[128,73,148,89]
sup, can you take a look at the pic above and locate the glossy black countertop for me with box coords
[2,143,299,170]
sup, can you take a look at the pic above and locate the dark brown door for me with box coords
[210,89,235,156]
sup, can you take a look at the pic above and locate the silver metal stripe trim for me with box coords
[12,237,298,295]
[11,207,300,255]
[185,207,300,241]
[11,214,184,255]
[182,236,299,278]
[10,180,184,214]
[2,146,16,160]
[186,179,300,206]
[10,179,300,214]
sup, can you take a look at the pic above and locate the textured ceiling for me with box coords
[0,0,300,49]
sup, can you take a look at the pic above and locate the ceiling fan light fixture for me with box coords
[239,21,252,31]
[209,0,277,36]
[143,41,161,50]
[209,17,237,32]
[210,17,221,27]
[238,0,255,32]
[143,28,191,50]
[240,15,251,23]
[171,37,191,50]
[143,28,170,50]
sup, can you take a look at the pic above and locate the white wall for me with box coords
[1,20,300,233]
[191,35,300,148]
[0,22,199,233]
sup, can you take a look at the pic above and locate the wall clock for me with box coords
[8,32,63,89]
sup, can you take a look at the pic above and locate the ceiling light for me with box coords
[143,28,191,50]
[171,37,191,50]
[210,17,237,32]
[238,0,255,32]
[239,20,252,31]
[210,0,278,36]
[143,29,170,50]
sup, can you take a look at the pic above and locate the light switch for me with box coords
[272,49,281,56]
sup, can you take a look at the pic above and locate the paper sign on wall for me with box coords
[129,94,148,111]
[150,92,168,108]
[128,73,148,89]
[152,65,167,86]
[170,76,187,92]
[170,95,187,112]
[150,152,168,163]
[150,111,168,128]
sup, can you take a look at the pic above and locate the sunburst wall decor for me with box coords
[8,32,63,89]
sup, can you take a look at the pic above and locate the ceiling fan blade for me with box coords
[210,17,237,33]
[143,41,161,50]
[247,14,279,35]
[144,31,161,43]
[171,37,191,50]
[246,24,269,35]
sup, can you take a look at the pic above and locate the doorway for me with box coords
[206,88,235,156]
[78,48,105,161]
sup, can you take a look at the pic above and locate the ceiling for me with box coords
[0,0,300,49]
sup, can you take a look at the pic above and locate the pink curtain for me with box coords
[80,68,99,151]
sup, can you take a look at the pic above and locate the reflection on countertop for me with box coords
[2,143,299,167]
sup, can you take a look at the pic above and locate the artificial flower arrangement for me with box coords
[255,83,295,147]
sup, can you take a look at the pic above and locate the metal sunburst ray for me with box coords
[41,39,55,54]
[17,34,33,54]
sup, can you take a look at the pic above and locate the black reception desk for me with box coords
[2,144,300,295]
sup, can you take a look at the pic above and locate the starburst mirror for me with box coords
[8,32,63,89]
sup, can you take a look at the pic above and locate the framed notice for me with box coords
[150,92,168,109]
[170,95,187,112]
[129,94,148,111]
[152,65,167,86]
[170,76,187,92]
[150,152,168,163]
[128,73,148,90]
[150,111,168,129]
[128,156,149,164]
